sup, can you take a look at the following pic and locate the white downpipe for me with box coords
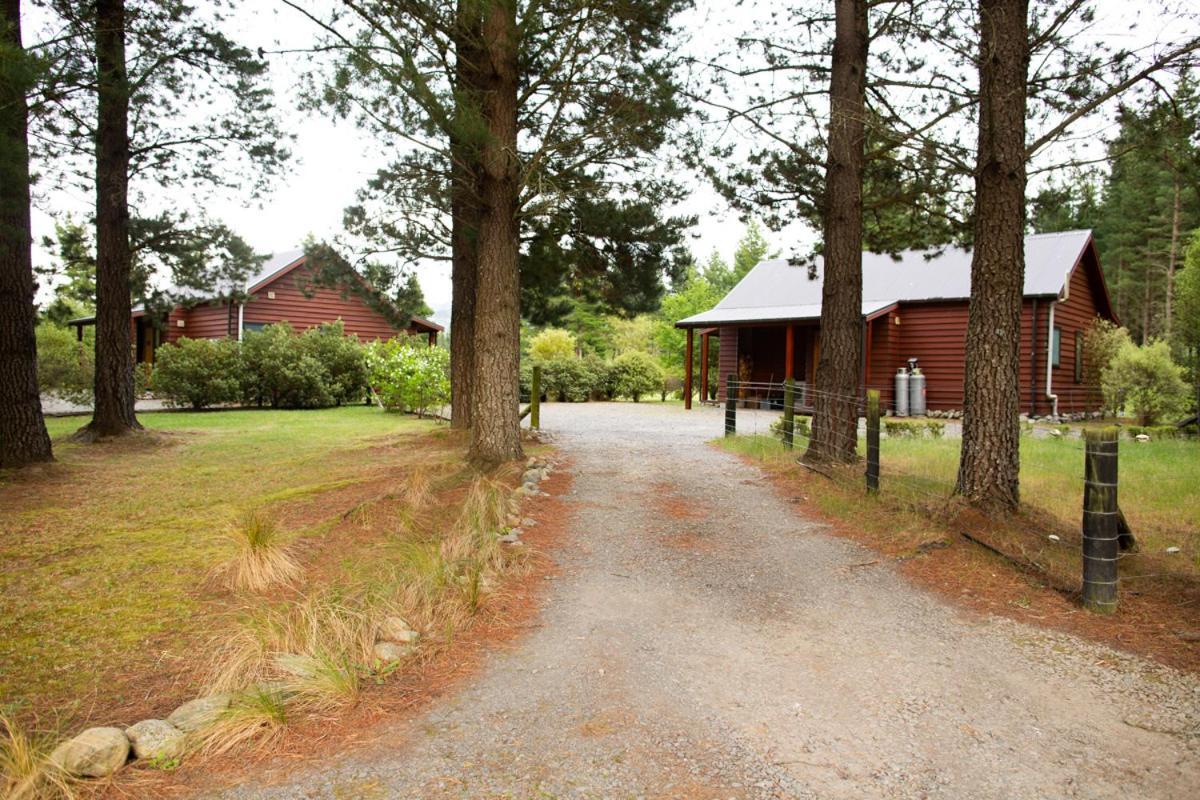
[237,303,244,342]
[1045,301,1058,418]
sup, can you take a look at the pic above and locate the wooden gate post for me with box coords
[724,374,736,437]
[865,389,880,493]
[782,378,795,448]
[530,365,541,430]
[1082,427,1119,613]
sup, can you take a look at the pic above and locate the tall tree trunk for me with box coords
[805,0,867,465]
[0,0,53,468]
[468,0,522,467]
[1142,271,1151,344]
[80,0,140,439]
[955,0,1028,510]
[450,2,484,431]
[1165,177,1180,339]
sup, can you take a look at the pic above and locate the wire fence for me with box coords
[718,378,1198,608]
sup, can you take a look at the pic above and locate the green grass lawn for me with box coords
[720,431,1200,558]
[0,407,438,724]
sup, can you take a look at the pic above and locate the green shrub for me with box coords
[153,337,243,409]
[583,354,615,400]
[366,337,450,416]
[528,328,577,362]
[926,420,945,439]
[610,351,663,402]
[35,323,93,404]
[884,419,914,438]
[1101,339,1190,425]
[540,356,596,402]
[240,323,336,409]
[299,321,367,405]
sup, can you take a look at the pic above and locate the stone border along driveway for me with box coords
[206,402,1199,800]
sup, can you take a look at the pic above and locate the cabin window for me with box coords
[1051,326,1062,368]
[1074,331,1083,383]
[242,322,267,333]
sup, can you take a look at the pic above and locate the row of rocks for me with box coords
[48,616,424,779]
[498,457,553,547]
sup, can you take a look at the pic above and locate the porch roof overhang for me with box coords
[675,299,897,329]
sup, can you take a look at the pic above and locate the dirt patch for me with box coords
[105,462,575,799]
[735,449,1200,673]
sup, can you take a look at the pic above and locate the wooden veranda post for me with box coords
[783,379,795,449]
[865,389,880,493]
[1082,427,1119,613]
[684,327,694,410]
[699,331,710,403]
[530,365,541,430]
[724,374,736,436]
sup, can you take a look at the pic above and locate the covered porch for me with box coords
[680,322,821,410]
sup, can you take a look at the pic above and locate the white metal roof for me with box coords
[677,230,1093,327]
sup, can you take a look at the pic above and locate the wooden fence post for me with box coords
[865,389,880,493]
[782,378,795,448]
[1082,427,1119,613]
[724,374,736,437]
[530,365,541,430]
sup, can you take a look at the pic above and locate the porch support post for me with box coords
[428,331,437,347]
[699,331,710,402]
[684,327,694,410]
[785,324,795,381]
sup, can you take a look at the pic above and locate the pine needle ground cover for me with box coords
[717,433,1200,671]
[0,407,537,739]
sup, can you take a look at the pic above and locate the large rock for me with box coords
[378,616,420,644]
[373,641,414,662]
[50,727,129,777]
[166,694,231,733]
[124,719,185,762]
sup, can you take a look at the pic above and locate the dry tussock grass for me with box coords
[221,510,303,593]
[0,711,75,800]
[187,686,288,757]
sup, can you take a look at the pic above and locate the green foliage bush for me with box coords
[35,323,93,404]
[1101,339,1190,425]
[366,337,450,417]
[238,322,367,409]
[610,351,663,402]
[540,356,596,402]
[153,337,242,409]
[528,328,577,362]
[884,418,944,438]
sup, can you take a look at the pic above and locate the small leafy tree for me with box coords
[1083,319,1133,416]
[36,324,94,404]
[611,351,664,402]
[366,338,450,417]
[1101,340,1190,425]
[153,338,242,410]
[529,328,577,362]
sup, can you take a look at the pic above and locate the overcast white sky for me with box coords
[27,0,1196,324]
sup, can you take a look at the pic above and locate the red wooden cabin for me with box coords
[676,230,1117,416]
[69,250,442,363]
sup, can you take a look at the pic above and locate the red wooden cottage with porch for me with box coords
[69,250,442,363]
[676,230,1117,416]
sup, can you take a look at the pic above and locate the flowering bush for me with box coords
[366,338,450,417]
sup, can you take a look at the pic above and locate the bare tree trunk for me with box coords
[955,0,1028,510]
[1142,271,1151,344]
[449,2,483,431]
[805,0,867,465]
[79,0,140,439]
[0,0,53,467]
[1165,178,1180,339]
[468,0,522,467]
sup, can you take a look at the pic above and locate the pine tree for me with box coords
[0,0,53,467]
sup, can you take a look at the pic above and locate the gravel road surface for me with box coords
[208,402,1199,799]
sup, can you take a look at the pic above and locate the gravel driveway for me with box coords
[209,402,1199,799]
